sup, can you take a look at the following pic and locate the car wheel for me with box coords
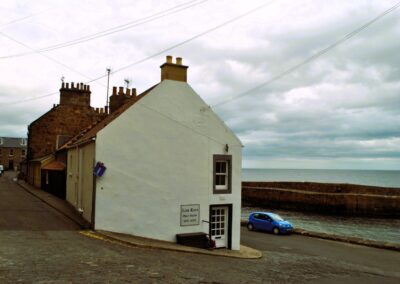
[247,223,254,231]
[273,227,280,235]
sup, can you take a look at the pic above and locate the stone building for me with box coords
[27,82,108,188]
[0,137,27,170]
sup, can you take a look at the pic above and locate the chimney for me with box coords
[160,55,188,82]
[109,86,134,113]
[59,81,91,106]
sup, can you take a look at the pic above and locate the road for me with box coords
[0,172,399,283]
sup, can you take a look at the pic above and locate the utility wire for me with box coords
[4,0,276,105]
[137,101,241,147]
[0,0,208,59]
[0,32,107,88]
[0,6,54,29]
[212,1,400,108]
[87,0,277,83]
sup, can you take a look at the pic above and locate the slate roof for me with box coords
[0,137,27,148]
[60,84,158,150]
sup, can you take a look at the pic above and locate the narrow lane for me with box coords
[0,172,78,230]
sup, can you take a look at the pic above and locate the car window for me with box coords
[269,213,284,221]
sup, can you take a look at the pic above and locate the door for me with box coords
[8,160,14,171]
[210,206,229,248]
[260,214,274,231]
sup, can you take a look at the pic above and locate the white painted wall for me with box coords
[95,80,242,250]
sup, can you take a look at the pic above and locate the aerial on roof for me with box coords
[0,137,27,148]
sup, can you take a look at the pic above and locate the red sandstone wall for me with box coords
[242,183,400,217]
[28,105,104,159]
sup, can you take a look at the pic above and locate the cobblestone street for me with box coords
[1,173,400,283]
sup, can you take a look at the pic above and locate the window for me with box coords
[9,149,14,156]
[213,155,232,194]
[20,139,27,146]
[21,149,26,156]
[0,149,2,156]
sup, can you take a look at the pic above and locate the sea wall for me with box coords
[242,182,400,217]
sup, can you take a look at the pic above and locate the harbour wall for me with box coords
[242,182,400,217]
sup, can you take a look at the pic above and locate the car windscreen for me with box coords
[269,213,284,221]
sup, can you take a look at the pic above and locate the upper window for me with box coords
[213,155,232,194]
[22,149,26,156]
[20,139,27,146]
[9,149,14,156]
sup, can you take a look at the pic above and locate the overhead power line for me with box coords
[212,1,400,109]
[4,0,276,105]
[87,0,277,82]
[0,6,54,29]
[0,32,107,88]
[0,0,208,59]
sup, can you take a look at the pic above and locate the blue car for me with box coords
[247,212,293,235]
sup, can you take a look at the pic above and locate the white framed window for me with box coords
[213,155,232,194]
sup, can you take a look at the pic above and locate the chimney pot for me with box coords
[166,55,173,63]
[176,57,182,65]
[71,82,75,88]
[80,83,84,90]
[126,88,131,96]
[132,88,137,96]
[118,86,124,95]
[112,86,117,95]
[66,83,69,88]
[61,82,65,88]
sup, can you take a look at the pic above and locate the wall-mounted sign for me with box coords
[93,162,106,177]
[180,204,200,226]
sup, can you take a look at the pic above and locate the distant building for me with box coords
[0,137,27,170]
[27,83,108,189]
[62,56,243,250]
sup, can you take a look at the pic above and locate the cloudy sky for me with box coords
[0,0,399,170]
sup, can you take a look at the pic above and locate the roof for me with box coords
[60,84,158,150]
[42,160,66,171]
[0,137,27,148]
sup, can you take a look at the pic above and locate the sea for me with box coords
[242,168,400,244]
[242,168,400,188]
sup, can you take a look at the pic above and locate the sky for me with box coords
[0,0,399,170]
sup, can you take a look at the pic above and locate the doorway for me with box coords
[209,205,232,249]
[8,160,14,171]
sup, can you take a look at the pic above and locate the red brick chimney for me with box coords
[160,55,188,82]
[109,86,136,113]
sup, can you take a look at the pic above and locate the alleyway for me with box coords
[0,172,78,230]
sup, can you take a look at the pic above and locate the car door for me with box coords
[252,213,263,230]
[260,214,274,231]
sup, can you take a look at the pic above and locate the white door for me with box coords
[210,206,229,248]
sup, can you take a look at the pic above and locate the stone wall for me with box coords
[0,147,26,170]
[28,105,105,159]
[242,182,400,217]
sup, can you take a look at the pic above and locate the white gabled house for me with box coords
[63,56,243,250]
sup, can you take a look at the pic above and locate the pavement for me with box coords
[14,172,261,259]
[1,170,400,283]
